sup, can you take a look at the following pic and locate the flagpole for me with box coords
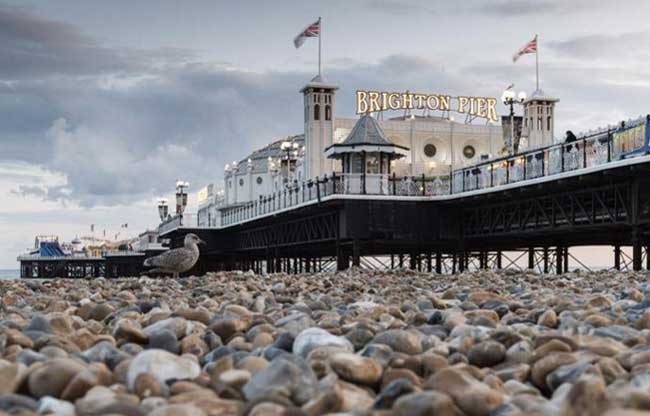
[535,34,539,91]
[318,17,322,77]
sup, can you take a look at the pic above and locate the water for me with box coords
[0,269,19,280]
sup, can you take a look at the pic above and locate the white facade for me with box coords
[523,90,559,149]
[195,77,557,219]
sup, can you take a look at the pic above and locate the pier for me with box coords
[160,126,650,275]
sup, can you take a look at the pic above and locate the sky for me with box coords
[1,0,650,268]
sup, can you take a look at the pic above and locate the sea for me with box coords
[0,269,19,280]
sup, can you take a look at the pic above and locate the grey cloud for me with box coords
[0,5,194,79]
[479,0,592,16]
[548,32,650,61]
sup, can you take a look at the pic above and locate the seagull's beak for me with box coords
[199,238,206,246]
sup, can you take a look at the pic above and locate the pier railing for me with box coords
[161,129,621,231]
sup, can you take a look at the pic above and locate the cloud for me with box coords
[478,0,595,16]
[547,32,650,61]
[0,6,193,79]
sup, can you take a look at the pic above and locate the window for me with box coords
[366,154,379,174]
[239,178,244,186]
[325,105,331,121]
[256,176,263,185]
[537,117,542,129]
[228,180,232,189]
[463,145,476,159]
[547,116,551,130]
[424,143,437,158]
[314,104,320,120]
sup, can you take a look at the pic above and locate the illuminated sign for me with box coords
[356,90,499,122]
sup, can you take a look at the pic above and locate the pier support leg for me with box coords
[409,253,417,270]
[352,241,361,267]
[435,251,442,274]
[543,247,549,274]
[452,255,457,274]
[633,229,642,271]
[399,254,404,268]
[564,247,569,272]
[427,252,432,273]
[556,247,563,275]
[614,245,621,270]
[528,248,535,270]
[496,251,502,270]
[458,252,465,272]
[646,247,650,271]
[337,247,349,271]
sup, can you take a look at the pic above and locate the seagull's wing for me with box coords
[144,247,191,270]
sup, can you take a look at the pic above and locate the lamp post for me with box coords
[157,198,169,222]
[175,180,190,215]
[501,88,527,154]
[280,140,300,183]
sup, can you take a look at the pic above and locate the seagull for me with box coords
[143,233,205,278]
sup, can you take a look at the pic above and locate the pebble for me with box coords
[2,269,650,414]
[293,327,353,358]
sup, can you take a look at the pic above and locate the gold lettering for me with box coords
[388,93,401,110]
[469,97,478,115]
[476,97,487,117]
[368,91,381,113]
[457,96,469,114]
[381,92,388,111]
[439,95,451,111]
[401,92,414,109]
[414,94,427,109]
[426,95,439,111]
[486,98,498,122]
[356,90,368,114]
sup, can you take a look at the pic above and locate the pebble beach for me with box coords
[2,269,650,415]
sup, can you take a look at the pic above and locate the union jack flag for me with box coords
[294,19,320,49]
[513,36,537,62]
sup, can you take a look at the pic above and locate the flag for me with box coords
[513,36,537,62]
[293,19,320,48]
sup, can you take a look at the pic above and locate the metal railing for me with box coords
[161,129,624,231]
[159,213,197,235]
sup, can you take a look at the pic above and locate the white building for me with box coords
[197,76,558,222]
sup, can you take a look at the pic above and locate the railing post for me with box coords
[392,172,397,195]
[474,170,478,190]
[422,173,426,196]
[490,164,493,187]
[561,144,565,172]
[449,166,453,195]
[506,162,510,184]
[607,129,612,162]
[583,138,587,168]
[332,172,337,195]
[316,176,321,202]
[523,156,527,179]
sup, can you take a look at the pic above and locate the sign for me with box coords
[197,184,213,204]
[356,90,499,122]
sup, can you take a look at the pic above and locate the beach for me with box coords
[2,269,650,415]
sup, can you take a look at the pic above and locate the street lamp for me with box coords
[501,88,527,154]
[280,140,300,181]
[175,180,190,215]
[157,198,169,222]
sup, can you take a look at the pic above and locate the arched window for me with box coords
[547,116,551,130]
[325,105,331,120]
[314,104,320,121]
